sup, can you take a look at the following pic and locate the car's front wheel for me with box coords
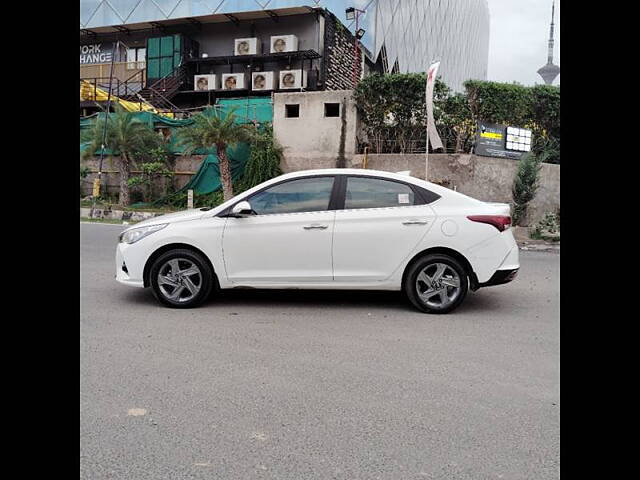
[404,254,468,314]
[149,249,213,308]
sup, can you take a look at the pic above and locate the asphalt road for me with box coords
[80,222,559,480]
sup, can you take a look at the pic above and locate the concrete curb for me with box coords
[80,207,170,222]
[513,226,560,252]
[518,242,560,253]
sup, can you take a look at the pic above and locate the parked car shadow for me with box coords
[213,288,408,310]
[122,286,506,315]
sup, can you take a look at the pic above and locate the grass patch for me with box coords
[529,212,560,242]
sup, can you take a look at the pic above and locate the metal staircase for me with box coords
[132,64,189,114]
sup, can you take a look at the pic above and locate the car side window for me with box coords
[248,177,335,215]
[345,177,416,209]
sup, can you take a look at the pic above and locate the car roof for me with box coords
[278,168,486,206]
[209,168,485,216]
[277,168,441,192]
[278,168,419,182]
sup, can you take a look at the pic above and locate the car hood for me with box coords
[125,209,207,230]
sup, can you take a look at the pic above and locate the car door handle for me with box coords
[402,220,428,225]
[303,224,329,230]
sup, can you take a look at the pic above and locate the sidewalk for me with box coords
[80,206,174,223]
[512,226,560,252]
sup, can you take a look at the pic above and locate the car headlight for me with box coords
[119,224,168,244]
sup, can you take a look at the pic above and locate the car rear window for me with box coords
[345,177,416,209]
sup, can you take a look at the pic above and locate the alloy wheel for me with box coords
[157,258,202,303]
[415,262,462,309]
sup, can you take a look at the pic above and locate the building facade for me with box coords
[81,0,490,93]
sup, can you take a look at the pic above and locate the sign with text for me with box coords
[475,122,532,160]
[80,43,114,64]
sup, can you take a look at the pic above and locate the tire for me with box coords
[404,254,469,314]
[149,249,214,308]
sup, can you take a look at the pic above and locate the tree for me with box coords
[82,105,161,206]
[512,152,542,226]
[176,108,254,201]
[236,124,283,193]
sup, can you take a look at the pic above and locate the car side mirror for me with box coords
[231,201,254,217]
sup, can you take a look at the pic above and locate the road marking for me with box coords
[251,431,267,441]
[127,408,147,416]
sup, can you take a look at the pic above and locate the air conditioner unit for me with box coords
[270,35,298,53]
[221,73,245,90]
[194,74,216,91]
[252,71,276,91]
[234,38,260,56]
[279,69,306,89]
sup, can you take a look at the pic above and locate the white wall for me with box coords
[272,90,358,172]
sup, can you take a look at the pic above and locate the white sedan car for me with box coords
[116,169,519,313]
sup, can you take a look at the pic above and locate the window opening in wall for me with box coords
[324,103,340,117]
[126,47,146,70]
[285,104,300,118]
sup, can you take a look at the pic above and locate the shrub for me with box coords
[530,212,560,241]
[512,152,542,226]
[236,124,283,193]
[128,161,174,203]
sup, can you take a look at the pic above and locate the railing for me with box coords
[146,63,188,93]
[80,61,145,84]
[80,76,145,99]
[81,63,188,114]
[358,137,475,155]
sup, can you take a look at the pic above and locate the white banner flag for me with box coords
[426,61,444,151]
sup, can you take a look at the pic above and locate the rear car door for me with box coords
[332,175,437,282]
[222,175,337,284]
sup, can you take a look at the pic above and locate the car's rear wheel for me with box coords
[149,249,213,308]
[404,254,468,314]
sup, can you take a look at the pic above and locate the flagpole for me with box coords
[425,59,442,183]
[425,116,429,182]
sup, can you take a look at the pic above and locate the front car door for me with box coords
[332,175,438,282]
[221,175,337,285]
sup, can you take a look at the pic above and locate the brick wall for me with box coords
[323,11,361,91]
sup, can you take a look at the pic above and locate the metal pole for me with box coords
[90,39,119,215]
[425,119,429,182]
[425,63,430,182]
[353,12,359,88]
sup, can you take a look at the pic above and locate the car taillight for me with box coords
[467,215,512,232]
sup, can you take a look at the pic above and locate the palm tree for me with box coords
[176,107,254,201]
[82,105,161,206]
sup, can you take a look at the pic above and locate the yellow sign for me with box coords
[92,178,101,197]
[480,131,503,139]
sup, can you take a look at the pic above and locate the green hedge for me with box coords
[354,75,560,163]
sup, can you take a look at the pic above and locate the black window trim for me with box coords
[335,174,441,211]
[217,173,441,217]
[218,174,340,217]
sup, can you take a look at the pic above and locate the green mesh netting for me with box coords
[80,97,273,205]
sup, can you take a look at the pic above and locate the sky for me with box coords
[345,0,560,86]
[487,0,560,85]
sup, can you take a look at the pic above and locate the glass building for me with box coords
[80,0,490,92]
